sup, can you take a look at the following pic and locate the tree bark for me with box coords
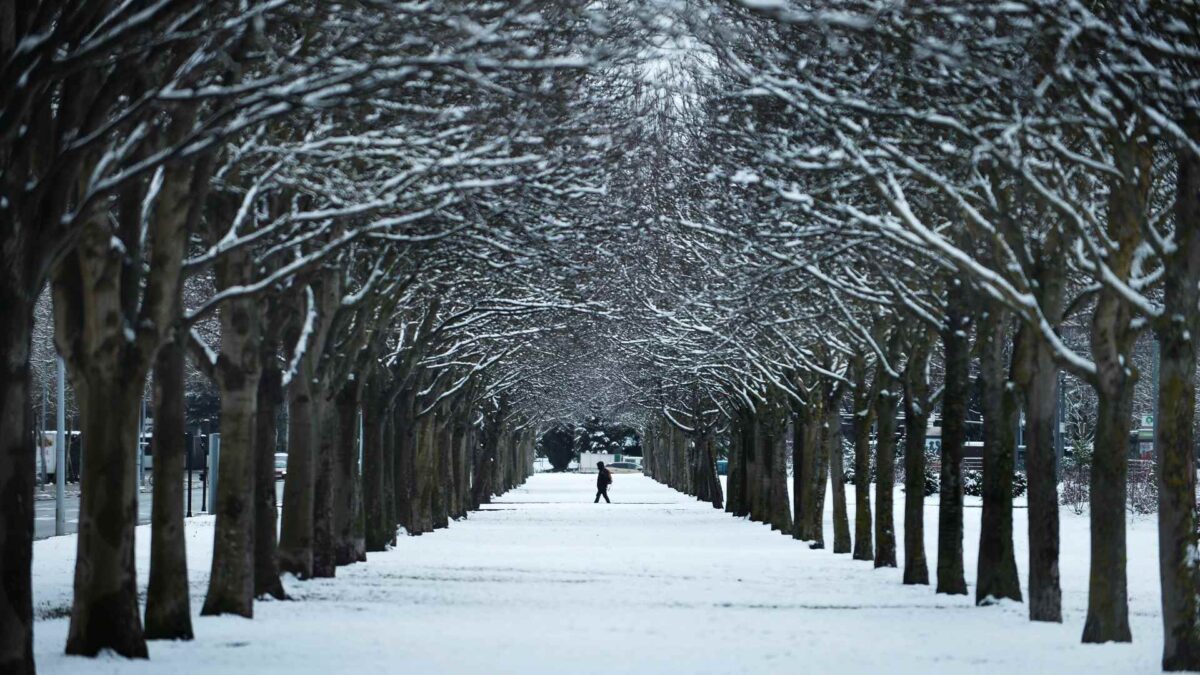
[808,404,829,548]
[145,337,193,639]
[976,308,1022,605]
[1018,327,1061,621]
[792,403,811,539]
[363,379,390,551]
[382,409,397,542]
[202,289,262,617]
[278,370,316,578]
[312,392,337,576]
[1082,122,1150,644]
[727,407,749,517]
[851,357,874,562]
[65,378,146,656]
[253,360,285,600]
[333,383,359,566]
[874,365,899,569]
[0,289,37,673]
[903,344,930,586]
[763,397,794,534]
[1083,359,1133,642]
[395,392,415,530]
[826,383,850,554]
[936,283,968,595]
[1158,123,1200,671]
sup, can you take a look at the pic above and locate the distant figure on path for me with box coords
[594,461,612,503]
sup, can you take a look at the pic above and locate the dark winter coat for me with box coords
[597,467,612,489]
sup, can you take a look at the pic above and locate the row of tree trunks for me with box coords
[644,408,723,510]
[711,392,791,533]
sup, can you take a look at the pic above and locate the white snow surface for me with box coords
[32,473,1160,674]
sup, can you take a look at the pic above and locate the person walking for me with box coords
[594,461,612,503]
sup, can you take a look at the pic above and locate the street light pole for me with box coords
[137,394,145,486]
[1054,371,1065,471]
[1152,336,1161,460]
[55,356,66,536]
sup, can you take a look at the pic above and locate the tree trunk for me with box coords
[695,432,722,509]
[874,367,899,569]
[764,400,794,534]
[66,379,147,656]
[827,385,851,554]
[903,346,930,586]
[471,420,497,508]
[976,309,1022,605]
[453,416,470,518]
[937,284,968,595]
[851,358,874,562]
[253,361,285,600]
[333,384,358,566]
[382,410,397,543]
[808,405,829,549]
[363,382,390,551]
[0,290,37,673]
[727,411,747,517]
[1158,127,1200,671]
[792,405,810,538]
[1083,368,1133,642]
[278,371,316,578]
[1082,122,1150,644]
[433,411,452,529]
[394,393,414,531]
[1020,330,1061,621]
[202,291,262,617]
[145,338,193,639]
[311,393,337,576]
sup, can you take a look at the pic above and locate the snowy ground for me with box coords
[32,473,1160,674]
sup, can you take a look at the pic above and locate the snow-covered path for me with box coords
[32,473,1160,674]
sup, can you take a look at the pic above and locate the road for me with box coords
[34,480,284,540]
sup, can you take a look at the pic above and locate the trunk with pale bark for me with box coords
[202,288,262,617]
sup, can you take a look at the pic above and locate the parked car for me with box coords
[607,461,641,473]
[274,453,288,480]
